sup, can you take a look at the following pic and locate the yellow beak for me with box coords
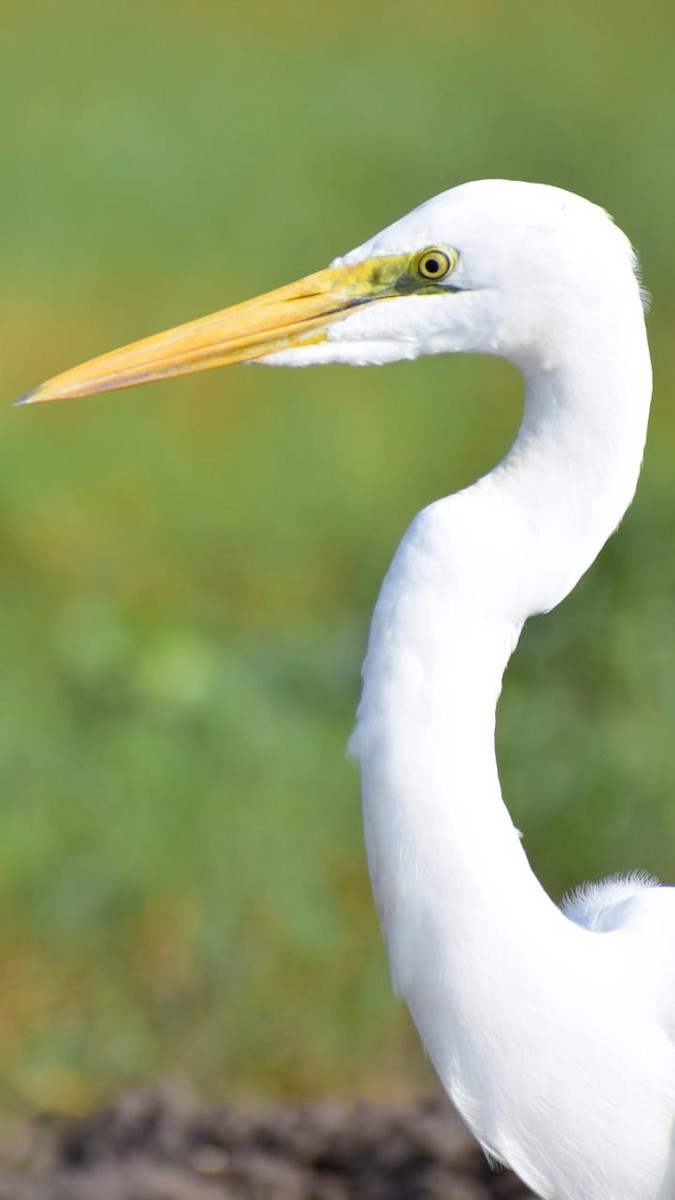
[18,254,419,405]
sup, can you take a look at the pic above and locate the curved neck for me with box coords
[489,321,652,617]
[352,313,652,1014]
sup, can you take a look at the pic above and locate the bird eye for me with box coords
[416,247,456,282]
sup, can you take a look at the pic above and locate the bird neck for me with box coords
[352,314,652,1006]
[490,316,652,617]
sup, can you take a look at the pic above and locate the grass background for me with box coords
[0,0,675,1111]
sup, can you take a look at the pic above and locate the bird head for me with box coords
[19,179,643,405]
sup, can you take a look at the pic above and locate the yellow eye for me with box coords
[416,247,456,282]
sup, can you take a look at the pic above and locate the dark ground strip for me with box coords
[0,1088,537,1199]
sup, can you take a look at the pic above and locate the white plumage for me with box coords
[24,179,674,1199]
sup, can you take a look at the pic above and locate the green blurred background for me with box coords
[0,0,674,1112]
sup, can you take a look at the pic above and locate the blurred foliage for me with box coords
[0,0,674,1111]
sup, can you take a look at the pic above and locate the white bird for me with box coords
[22,179,675,1200]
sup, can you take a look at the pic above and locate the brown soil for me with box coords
[0,1087,536,1199]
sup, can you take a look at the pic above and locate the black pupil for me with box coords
[425,257,440,274]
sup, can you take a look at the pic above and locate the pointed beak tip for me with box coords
[14,389,38,408]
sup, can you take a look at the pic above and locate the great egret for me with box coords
[21,180,675,1200]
